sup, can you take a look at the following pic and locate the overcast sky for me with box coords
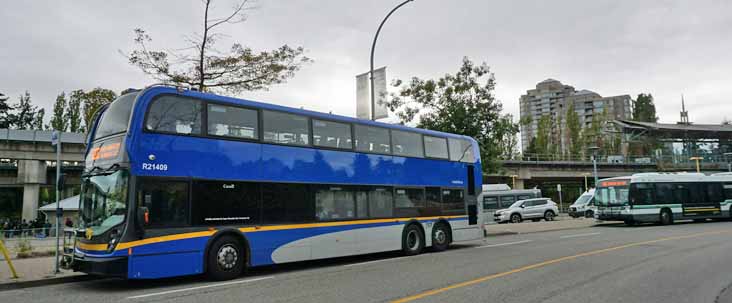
[1,0,731,126]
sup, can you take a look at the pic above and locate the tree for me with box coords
[385,57,517,172]
[126,0,311,94]
[0,92,10,129]
[534,114,554,159]
[9,91,39,130]
[33,109,45,130]
[494,114,520,160]
[80,88,117,129]
[566,102,582,158]
[630,93,660,155]
[632,93,658,122]
[50,92,68,131]
[66,91,83,132]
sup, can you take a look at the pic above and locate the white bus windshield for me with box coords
[596,180,630,206]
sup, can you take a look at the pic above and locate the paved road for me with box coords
[4,220,732,303]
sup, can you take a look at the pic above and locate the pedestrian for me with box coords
[64,217,73,228]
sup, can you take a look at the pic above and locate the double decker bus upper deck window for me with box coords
[391,130,424,158]
[263,110,310,146]
[207,104,258,139]
[94,93,138,140]
[449,138,475,163]
[424,136,449,159]
[146,96,203,135]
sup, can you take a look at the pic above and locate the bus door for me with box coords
[467,165,478,225]
[682,183,723,217]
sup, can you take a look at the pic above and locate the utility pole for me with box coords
[370,0,414,120]
[690,157,703,173]
[52,130,61,274]
[588,146,600,187]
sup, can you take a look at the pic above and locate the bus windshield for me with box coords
[80,169,129,236]
[596,183,629,206]
[93,93,138,140]
[573,194,593,206]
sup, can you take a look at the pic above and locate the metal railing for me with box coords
[513,153,732,168]
[0,227,62,239]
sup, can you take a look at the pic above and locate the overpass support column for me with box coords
[17,160,47,221]
[514,178,526,190]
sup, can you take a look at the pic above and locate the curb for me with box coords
[0,274,97,292]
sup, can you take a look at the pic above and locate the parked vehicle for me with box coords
[479,184,542,212]
[569,189,596,218]
[494,198,559,223]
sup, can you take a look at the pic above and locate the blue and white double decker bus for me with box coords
[67,85,483,280]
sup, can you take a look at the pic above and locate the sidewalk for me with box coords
[0,256,86,289]
[0,238,57,260]
[485,217,599,236]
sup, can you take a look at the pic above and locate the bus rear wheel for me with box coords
[206,235,245,281]
[402,224,425,256]
[659,209,673,225]
[431,222,451,252]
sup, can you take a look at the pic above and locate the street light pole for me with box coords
[690,156,703,173]
[370,0,414,120]
[588,146,600,188]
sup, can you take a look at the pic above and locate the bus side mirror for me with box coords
[56,174,66,192]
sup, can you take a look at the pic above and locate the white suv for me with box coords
[493,198,559,223]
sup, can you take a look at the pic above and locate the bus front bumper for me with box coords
[72,254,128,278]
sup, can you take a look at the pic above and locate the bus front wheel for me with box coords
[431,222,451,252]
[402,224,425,256]
[207,235,245,281]
[659,209,673,225]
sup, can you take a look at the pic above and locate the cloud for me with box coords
[1,0,730,126]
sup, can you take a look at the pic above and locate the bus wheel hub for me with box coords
[217,245,238,270]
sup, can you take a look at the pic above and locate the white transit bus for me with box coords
[595,173,732,225]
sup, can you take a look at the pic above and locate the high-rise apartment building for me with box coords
[519,79,632,153]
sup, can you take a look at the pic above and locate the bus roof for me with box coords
[599,172,732,184]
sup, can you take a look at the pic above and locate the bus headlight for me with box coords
[107,229,121,252]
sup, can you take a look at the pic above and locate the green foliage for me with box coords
[534,115,556,158]
[16,239,32,254]
[66,91,83,132]
[494,114,520,160]
[50,92,68,131]
[385,57,518,172]
[33,108,45,130]
[632,93,658,122]
[9,91,41,130]
[566,103,583,157]
[126,0,311,94]
[629,93,660,155]
[80,88,117,129]
[0,92,10,129]
[584,109,609,154]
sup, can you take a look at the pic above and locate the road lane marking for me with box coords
[127,276,274,300]
[560,232,601,239]
[343,256,411,267]
[475,240,533,248]
[391,229,732,303]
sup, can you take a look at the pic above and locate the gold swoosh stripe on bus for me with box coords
[77,216,468,252]
[684,208,720,212]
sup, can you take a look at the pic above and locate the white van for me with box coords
[568,189,596,218]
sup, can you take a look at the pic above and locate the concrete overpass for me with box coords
[0,129,86,221]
